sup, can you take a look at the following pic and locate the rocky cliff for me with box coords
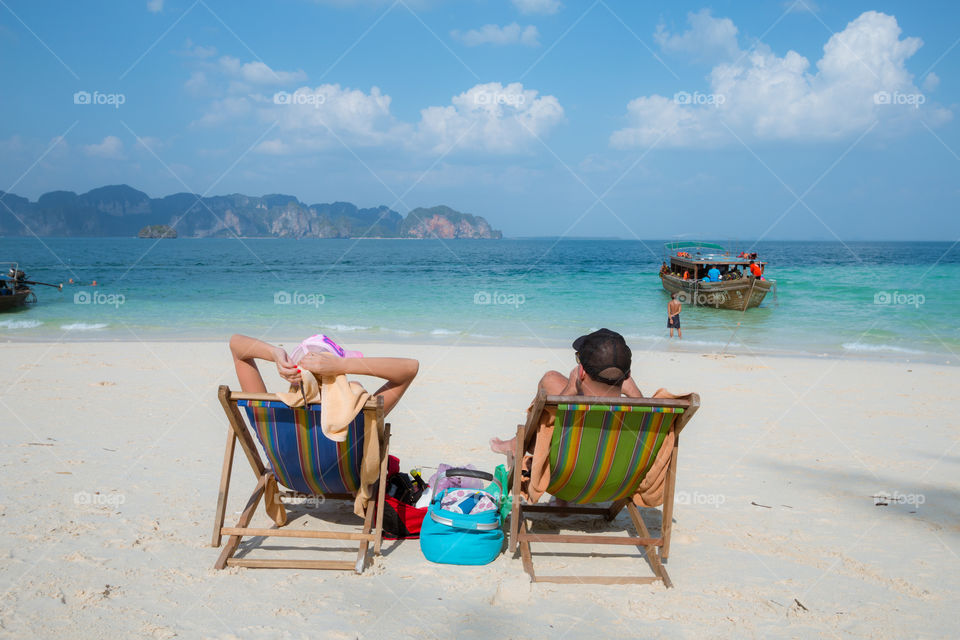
[402,205,503,239]
[0,185,501,239]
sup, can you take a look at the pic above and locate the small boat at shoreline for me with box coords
[0,263,61,312]
[659,242,775,310]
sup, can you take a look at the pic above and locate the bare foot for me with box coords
[489,436,515,469]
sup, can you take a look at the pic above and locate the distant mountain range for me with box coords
[0,184,502,239]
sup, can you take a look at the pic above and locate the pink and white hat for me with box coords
[290,334,363,364]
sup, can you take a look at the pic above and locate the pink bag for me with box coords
[428,463,484,494]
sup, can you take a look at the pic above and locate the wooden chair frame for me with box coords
[508,390,699,587]
[211,385,391,573]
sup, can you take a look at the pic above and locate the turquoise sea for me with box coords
[1,238,957,362]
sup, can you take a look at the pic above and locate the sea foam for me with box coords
[61,323,109,331]
[323,324,370,332]
[842,342,924,355]
[0,319,43,329]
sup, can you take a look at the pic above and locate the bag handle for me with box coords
[429,510,500,531]
[444,467,502,499]
[444,468,493,482]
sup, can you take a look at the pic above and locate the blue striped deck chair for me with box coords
[212,386,391,573]
[509,390,699,587]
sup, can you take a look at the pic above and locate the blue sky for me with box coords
[1,0,958,239]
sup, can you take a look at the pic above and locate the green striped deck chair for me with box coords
[211,386,391,573]
[509,391,699,587]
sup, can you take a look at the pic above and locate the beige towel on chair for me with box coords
[276,370,380,517]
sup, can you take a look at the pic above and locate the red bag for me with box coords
[378,456,428,540]
[380,495,428,540]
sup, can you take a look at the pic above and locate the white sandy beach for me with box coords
[0,340,957,638]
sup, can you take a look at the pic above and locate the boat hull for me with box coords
[0,290,33,312]
[660,274,773,310]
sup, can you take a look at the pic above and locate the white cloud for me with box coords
[416,82,564,154]
[923,72,939,92]
[654,9,739,62]
[180,39,217,58]
[0,135,26,153]
[48,136,70,158]
[217,56,307,85]
[257,85,405,153]
[245,82,564,156]
[83,136,124,159]
[451,23,539,47]
[146,0,163,13]
[613,11,952,149]
[511,0,560,16]
[184,71,208,94]
[195,96,254,127]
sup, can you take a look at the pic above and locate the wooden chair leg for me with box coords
[373,423,390,556]
[212,428,237,547]
[517,517,536,582]
[627,502,672,588]
[215,473,268,569]
[355,494,376,573]
[509,424,524,554]
[661,441,679,560]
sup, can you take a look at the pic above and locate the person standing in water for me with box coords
[667,293,682,339]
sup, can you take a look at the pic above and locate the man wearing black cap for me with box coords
[490,328,643,464]
[570,328,637,391]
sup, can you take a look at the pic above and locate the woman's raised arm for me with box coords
[299,352,419,416]
[229,334,300,392]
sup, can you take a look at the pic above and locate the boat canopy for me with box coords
[668,255,764,267]
[663,243,764,267]
[663,241,727,253]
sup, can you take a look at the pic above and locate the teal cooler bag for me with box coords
[419,468,504,566]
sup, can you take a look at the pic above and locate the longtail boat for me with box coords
[659,242,775,310]
[0,263,62,312]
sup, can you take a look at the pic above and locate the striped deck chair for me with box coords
[509,390,699,586]
[211,386,391,573]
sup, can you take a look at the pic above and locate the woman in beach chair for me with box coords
[211,335,418,572]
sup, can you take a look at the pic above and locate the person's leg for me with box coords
[538,370,568,394]
[536,370,575,507]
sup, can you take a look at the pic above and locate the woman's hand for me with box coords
[272,347,301,385]
[299,351,348,377]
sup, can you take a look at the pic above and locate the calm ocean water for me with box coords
[1,238,957,362]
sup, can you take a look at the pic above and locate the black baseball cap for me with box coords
[572,328,631,386]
